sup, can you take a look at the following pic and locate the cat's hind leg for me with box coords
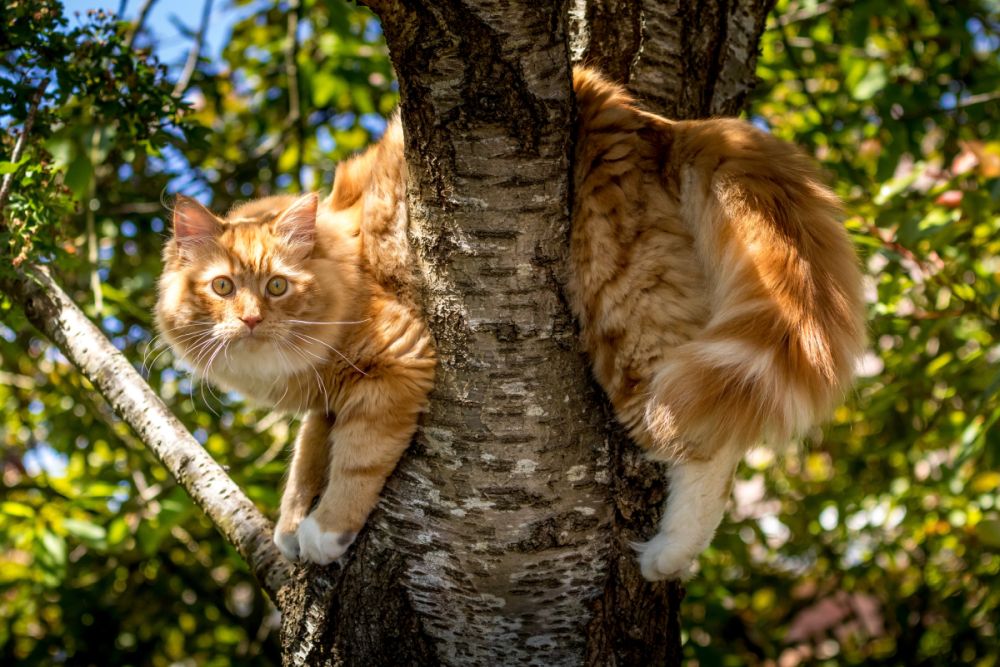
[636,441,744,581]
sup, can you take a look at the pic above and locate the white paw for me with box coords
[634,532,699,581]
[295,515,357,565]
[274,528,300,561]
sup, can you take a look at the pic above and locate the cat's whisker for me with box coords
[201,339,230,415]
[289,330,368,376]
[188,335,223,374]
[144,331,214,376]
[271,347,293,407]
[284,339,329,409]
[286,318,371,326]
[276,343,310,414]
[143,326,214,369]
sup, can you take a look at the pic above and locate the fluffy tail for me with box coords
[644,119,866,454]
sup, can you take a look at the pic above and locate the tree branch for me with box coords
[3,264,294,605]
[0,79,47,222]
[125,0,158,51]
[171,0,214,98]
[284,0,304,190]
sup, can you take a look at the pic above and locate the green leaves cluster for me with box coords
[1,0,191,275]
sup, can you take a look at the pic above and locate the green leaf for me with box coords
[63,518,107,546]
[851,63,887,101]
[63,155,94,198]
[37,530,67,569]
[0,501,35,518]
[0,157,29,175]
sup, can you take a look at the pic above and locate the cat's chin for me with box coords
[196,337,312,400]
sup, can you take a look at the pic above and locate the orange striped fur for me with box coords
[156,68,864,577]
[570,68,865,578]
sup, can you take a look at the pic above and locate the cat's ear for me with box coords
[274,193,318,257]
[173,195,222,245]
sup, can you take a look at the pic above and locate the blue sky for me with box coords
[62,0,254,67]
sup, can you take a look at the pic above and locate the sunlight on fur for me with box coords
[155,67,865,577]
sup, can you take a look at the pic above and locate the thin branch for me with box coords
[284,0,304,190]
[86,129,104,314]
[3,264,294,604]
[124,0,158,51]
[108,201,165,215]
[172,0,214,98]
[0,79,48,223]
[776,0,837,26]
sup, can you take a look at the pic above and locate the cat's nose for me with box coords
[240,315,262,331]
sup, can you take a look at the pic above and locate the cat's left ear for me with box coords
[275,193,318,258]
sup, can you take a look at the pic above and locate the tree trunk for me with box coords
[279,2,773,666]
[2,2,773,665]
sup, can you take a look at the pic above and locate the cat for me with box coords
[569,69,865,579]
[156,119,436,565]
[155,67,865,579]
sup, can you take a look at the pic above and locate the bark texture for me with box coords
[5,265,293,603]
[572,0,776,118]
[279,1,775,666]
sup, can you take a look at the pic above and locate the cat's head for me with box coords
[155,193,356,391]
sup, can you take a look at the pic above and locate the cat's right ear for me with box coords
[173,195,221,248]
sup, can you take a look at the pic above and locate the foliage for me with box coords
[0,0,392,664]
[1,0,998,665]
[0,0,190,274]
[685,1,1000,665]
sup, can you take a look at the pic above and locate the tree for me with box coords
[7,0,1000,664]
[1,0,778,663]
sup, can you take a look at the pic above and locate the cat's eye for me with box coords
[211,276,234,297]
[266,276,288,297]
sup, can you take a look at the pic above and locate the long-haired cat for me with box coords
[155,67,864,578]
[156,120,435,564]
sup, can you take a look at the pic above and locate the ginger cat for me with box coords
[155,68,864,578]
[156,121,435,565]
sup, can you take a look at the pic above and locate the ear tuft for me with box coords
[173,195,221,243]
[275,193,318,252]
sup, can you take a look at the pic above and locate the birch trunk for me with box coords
[7,1,774,664]
[279,1,773,665]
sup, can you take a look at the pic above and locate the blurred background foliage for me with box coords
[0,0,997,665]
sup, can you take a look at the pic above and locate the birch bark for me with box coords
[6,1,775,664]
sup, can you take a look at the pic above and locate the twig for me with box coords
[776,23,868,185]
[108,201,165,215]
[284,0,304,190]
[124,0,158,51]
[0,79,48,224]
[86,129,104,314]
[172,0,214,98]
[776,0,837,26]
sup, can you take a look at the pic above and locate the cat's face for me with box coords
[155,193,344,388]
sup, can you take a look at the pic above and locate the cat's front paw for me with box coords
[634,532,698,581]
[274,528,301,561]
[295,515,357,566]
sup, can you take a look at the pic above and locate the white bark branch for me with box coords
[6,264,293,604]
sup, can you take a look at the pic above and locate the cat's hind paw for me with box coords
[634,532,698,582]
[274,529,301,561]
[296,516,357,566]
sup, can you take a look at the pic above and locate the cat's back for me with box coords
[325,115,414,300]
[569,68,709,440]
